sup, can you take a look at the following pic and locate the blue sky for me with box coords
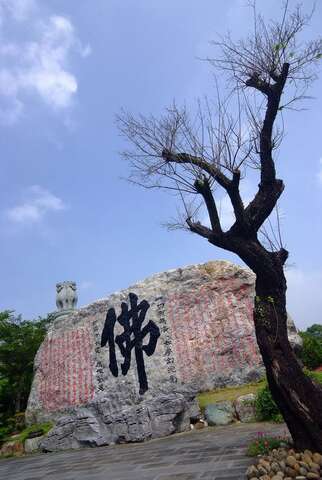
[0,0,321,329]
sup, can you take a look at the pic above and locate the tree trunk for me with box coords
[15,391,21,414]
[254,270,322,452]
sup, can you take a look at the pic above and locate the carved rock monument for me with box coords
[26,261,301,451]
[53,281,78,321]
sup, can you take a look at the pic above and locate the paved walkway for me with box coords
[0,422,287,480]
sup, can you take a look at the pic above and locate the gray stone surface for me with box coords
[234,394,256,423]
[205,402,235,426]
[56,281,78,311]
[40,393,198,451]
[0,423,288,480]
[26,261,301,451]
[24,436,44,454]
[287,314,303,354]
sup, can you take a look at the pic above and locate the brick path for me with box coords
[0,422,287,480]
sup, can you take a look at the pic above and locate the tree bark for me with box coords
[254,268,322,452]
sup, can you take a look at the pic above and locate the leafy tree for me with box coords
[0,311,47,418]
[306,324,322,340]
[118,4,322,451]
[299,330,322,370]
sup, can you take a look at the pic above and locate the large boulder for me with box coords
[24,436,44,454]
[234,393,257,423]
[40,393,196,451]
[26,260,301,450]
[205,401,235,426]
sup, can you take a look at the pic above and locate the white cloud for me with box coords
[317,158,322,185]
[7,185,66,225]
[0,0,36,22]
[0,1,91,125]
[286,268,322,330]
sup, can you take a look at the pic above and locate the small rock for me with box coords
[313,452,322,465]
[285,467,297,478]
[272,476,283,480]
[246,465,259,479]
[259,475,270,480]
[295,477,306,480]
[309,461,320,472]
[286,456,297,468]
[204,401,235,426]
[194,421,205,430]
[234,393,256,423]
[24,436,44,454]
[299,467,308,476]
[304,450,313,458]
[303,454,313,465]
[258,459,271,471]
[278,449,288,460]
[307,473,319,479]
[271,461,281,473]
[258,465,268,476]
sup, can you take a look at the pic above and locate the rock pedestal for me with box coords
[26,261,301,451]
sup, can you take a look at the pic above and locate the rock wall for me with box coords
[26,261,300,451]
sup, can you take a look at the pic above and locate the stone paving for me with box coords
[0,422,287,480]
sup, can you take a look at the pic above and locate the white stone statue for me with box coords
[56,281,78,311]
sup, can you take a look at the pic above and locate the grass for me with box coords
[197,379,266,411]
[0,422,53,452]
[306,369,322,384]
[17,422,53,443]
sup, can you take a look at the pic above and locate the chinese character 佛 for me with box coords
[101,293,160,394]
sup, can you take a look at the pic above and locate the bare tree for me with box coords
[117,3,322,451]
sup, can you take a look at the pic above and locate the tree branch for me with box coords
[194,177,223,236]
[243,63,289,231]
[161,149,231,190]
[186,218,214,240]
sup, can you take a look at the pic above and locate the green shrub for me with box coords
[299,331,322,370]
[255,384,280,421]
[18,422,53,443]
[0,311,48,419]
[247,433,289,456]
[303,368,322,385]
[306,324,322,340]
[0,426,11,444]
[255,371,322,423]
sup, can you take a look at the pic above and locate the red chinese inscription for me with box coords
[167,279,261,383]
[38,326,95,411]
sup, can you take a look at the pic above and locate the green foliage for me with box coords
[255,384,280,422]
[0,425,11,443]
[197,379,266,411]
[18,422,53,443]
[247,433,289,456]
[0,311,48,421]
[299,330,322,370]
[303,368,322,384]
[306,324,322,340]
[0,422,53,448]
[255,371,322,423]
